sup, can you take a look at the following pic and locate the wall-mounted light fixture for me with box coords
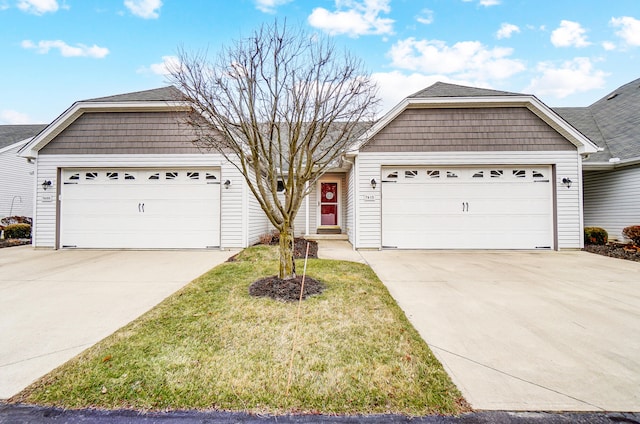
[370,178,377,189]
[562,177,572,189]
[42,180,52,191]
[224,179,231,189]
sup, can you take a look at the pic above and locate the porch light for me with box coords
[224,179,231,189]
[562,177,572,189]
[42,180,52,191]
[370,178,377,189]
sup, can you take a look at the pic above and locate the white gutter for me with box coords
[583,156,640,170]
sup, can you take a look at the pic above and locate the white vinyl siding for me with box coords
[245,169,270,246]
[0,142,34,218]
[276,172,347,237]
[583,165,640,242]
[33,154,246,249]
[345,165,355,242]
[355,151,583,250]
[268,189,310,237]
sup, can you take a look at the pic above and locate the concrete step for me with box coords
[304,234,349,241]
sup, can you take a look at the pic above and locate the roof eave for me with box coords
[0,137,33,155]
[19,100,190,159]
[583,156,640,170]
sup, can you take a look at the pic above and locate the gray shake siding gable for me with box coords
[362,107,575,152]
[40,111,199,155]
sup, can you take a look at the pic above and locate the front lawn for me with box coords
[12,245,468,415]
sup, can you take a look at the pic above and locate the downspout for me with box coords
[305,180,309,236]
[577,154,586,249]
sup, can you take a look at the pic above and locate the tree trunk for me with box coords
[278,226,296,280]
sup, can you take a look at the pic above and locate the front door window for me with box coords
[320,182,338,225]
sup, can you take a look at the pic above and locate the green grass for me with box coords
[12,245,468,415]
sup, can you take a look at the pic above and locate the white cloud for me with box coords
[21,39,109,58]
[371,71,477,113]
[138,55,181,76]
[388,38,525,82]
[0,109,31,125]
[602,41,616,51]
[124,0,162,19]
[416,8,433,25]
[610,16,640,46]
[496,23,519,39]
[17,0,58,15]
[526,57,608,99]
[254,0,291,13]
[308,0,393,37]
[551,20,590,48]
[462,0,500,5]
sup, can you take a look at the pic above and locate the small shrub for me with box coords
[622,225,640,246]
[258,230,279,245]
[1,216,32,226]
[584,227,608,245]
[4,223,31,239]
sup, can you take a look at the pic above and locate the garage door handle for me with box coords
[466,202,469,212]
[462,202,469,212]
[141,203,144,213]
[138,203,145,213]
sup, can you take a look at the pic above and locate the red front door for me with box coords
[320,182,338,226]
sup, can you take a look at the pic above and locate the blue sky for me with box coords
[1,0,639,124]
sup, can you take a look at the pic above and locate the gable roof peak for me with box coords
[83,86,185,103]
[408,81,526,99]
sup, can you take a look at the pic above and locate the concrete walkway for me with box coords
[0,246,235,399]
[358,249,640,412]
[316,239,366,263]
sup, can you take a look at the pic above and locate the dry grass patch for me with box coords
[12,246,468,415]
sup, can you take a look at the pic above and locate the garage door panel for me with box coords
[381,166,553,249]
[60,169,221,249]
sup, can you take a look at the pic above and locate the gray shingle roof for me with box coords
[409,82,525,98]
[554,77,640,163]
[553,107,610,162]
[0,124,47,150]
[83,86,184,103]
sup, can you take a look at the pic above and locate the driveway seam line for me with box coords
[429,343,606,411]
[0,343,93,368]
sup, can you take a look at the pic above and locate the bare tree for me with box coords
[170,21,379,280]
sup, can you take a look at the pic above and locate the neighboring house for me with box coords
[555,77,640,242]
[20,83,598,250]
[0,125,47,219]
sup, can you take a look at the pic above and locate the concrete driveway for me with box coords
[359,250,640,412]
[0,246,235,399]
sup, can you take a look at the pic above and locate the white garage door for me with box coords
[381,166,553,249]
[60,169,221,249]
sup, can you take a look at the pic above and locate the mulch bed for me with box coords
[263,235,318,259]
[0,239,31,249]
[249,275,325,302]
[290,238,318,259]
[583,243,640,262]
